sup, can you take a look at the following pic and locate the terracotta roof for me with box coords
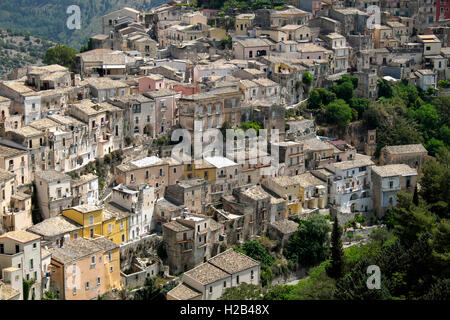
[184,261,229,285]
[208,248,260,274]
[372,164,418,177]
[163,221,191,232]
[383,144,427,155]
[28,215,81,238]
[270,219,299,234]
[50,237,118,265]
[0,230,40,243]
[167,283,202,300]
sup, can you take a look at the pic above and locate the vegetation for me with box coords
[0,29,55,77]
[134,277,166,301]
[327,216,344,279]
[284,215,331,266]
[235,240,274,286]
[43,290,59,300]
[23,278,36,301]
[302,71,313,86]
[244,150,450,300]
[44,45,77,71]
[0,0,164,48]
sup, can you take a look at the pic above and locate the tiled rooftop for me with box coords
[27,215,82,237]
[208,248,260,275]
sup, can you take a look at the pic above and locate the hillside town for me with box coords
[0,0,449,301]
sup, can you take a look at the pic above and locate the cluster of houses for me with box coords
[0,0,442,300]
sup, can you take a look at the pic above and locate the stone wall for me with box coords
[119,234,162,270]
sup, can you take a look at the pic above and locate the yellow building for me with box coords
[184,160,217,184]
[61,204,129,245]
[263,176,302,218]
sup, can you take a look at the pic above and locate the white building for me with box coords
[326,154,374,216]
[109,184,155,241]
[35,170,73,220]
[167,249,261,300]
[0,230,43,299]
[204,156,241,199]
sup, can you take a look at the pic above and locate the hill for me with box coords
[0,0,168,50]
[0,30,56,78]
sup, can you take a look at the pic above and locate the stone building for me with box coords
[371,164,418,218]
[162,213,223,275]
[167,248,260,300]
[35,170,73,220]
[379,144,428,173]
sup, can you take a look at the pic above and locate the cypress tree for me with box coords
[327,216,344,279]
[413,185,419,206]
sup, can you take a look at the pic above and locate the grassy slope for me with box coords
[0,0,168,49]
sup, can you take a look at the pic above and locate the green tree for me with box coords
[240,121,262,131]
[349,98,369,120]
[219,283,263,300]
[308,88,336,109]
[388,192,435,247]
[336,74,358,89]
[284,215,331,266]
[330,81,353,102]
[302,71,313,86]
[23,278,36,301]
[327,216,344,279]
[44,45,77,70]
[134,277,165,300]
[242,241,273,266]
[325,99,352,128]
[378,78,393,99]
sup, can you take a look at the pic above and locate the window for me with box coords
[16,244,20,253]
[91,256,95,265]
[223,281,227,288]
[236,275,240,284]
[73,287,77,295]
[209,286,212,293]
[30,259,33,270]
[0,244,3,254]
[110,266,114,272]
[90,228,94,238]
[97,277,101,286]
[85,281,90,290]
[121,234,125,243]
[120,220,124,230]
[88,215,94,225]
[251,270,254,280]
[33,243,37,249]
[108,251,112,261]
[73,264,76,274]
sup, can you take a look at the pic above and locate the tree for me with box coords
[308,88,336,109]
[349,98,369,120]
[219,283,264,300]
[240,121,262,131]
[330,81,353,102]
[284,215,331,266]
[302,71,313,86]
[378,78,393,99]
[413,185,419,206]
[337,74,358,89]
[325,99,352,129]
[134,277,165,300]
[327,216,344,279]
[388,192,435,247]
[334,258,392,300]
[44,45,77,70]
[242,241,273,266]
[420,150,450,218]
[23,278,36,300]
